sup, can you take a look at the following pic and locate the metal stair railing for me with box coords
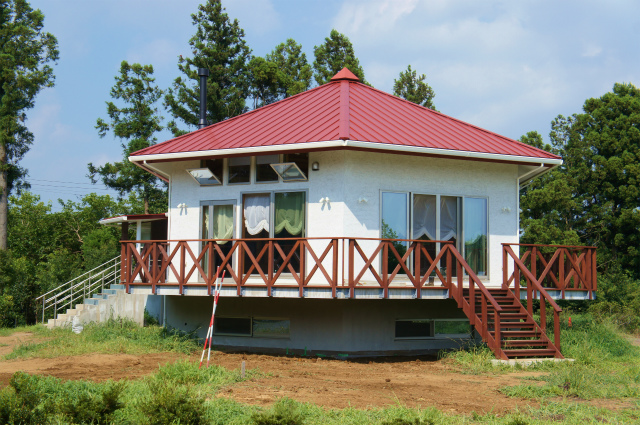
[35,256,121,324]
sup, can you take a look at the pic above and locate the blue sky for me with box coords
[23,0,640,210]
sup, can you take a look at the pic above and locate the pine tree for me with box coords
[0,0,58,250]
[88,61,166,214]
[393,65,436,110]
[247,57,280,109]
[313,29,365,85]
[266,39,312,98]
[164,0,251,136]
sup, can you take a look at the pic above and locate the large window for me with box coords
[242,191,306,274]
[381,192,488,276]
[201,200,236,274]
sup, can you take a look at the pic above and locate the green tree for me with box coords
[520,83,640,276]
[0,0,58,250]
[89,61,166,214]
[265,38,312,97]
[313,29,365,85]
[164,0,251,135]
[393,65,436,110]
[247,56,280,109]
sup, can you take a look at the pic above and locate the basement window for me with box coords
[434,320,471,337]
[395,319,433,339]
[214,317,251,336]
[252,318,290,338]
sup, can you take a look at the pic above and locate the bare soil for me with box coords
[0,332,631,415]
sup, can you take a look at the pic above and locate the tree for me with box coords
[89,61,166,214]
[0,0,58,250]
[393,65,436,110]
[164,0,251,135]
[520,83,640,277]
[247,56,280,109]
[265,39,312,98]
[313,29,365,85]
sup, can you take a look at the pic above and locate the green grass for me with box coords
[4,318,200,360]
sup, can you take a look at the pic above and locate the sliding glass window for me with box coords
[381,192,409,274]
[463,197,488,276]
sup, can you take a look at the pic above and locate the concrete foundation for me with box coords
[161,296,478,356]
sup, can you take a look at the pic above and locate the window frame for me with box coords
[394,319,434,340]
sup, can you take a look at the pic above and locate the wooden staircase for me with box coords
[465,287,563,359]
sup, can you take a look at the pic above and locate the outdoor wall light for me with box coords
[177,203,187,209]
[312,161,320,171]
[358,197,368,203]
[502,207,512,213]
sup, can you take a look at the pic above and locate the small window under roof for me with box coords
[187,167,222,186]
[270,162,308,181]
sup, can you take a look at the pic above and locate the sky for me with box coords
[22,0,640,210]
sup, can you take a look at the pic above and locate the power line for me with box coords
[29,183,113,192]
[28,178,111,189]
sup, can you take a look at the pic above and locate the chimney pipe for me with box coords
[198,68,210,129]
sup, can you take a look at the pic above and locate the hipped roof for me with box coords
[130,68,560,165]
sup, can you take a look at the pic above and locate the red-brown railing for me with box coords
[502,244,597,298]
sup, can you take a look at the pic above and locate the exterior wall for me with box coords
[163,150,519,284]
[163,296,474,356]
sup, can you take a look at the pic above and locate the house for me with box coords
[117,68,596,359]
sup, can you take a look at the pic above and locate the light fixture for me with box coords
[358,197,368,203]
[501,207,512,213]
[312,162,320,171]
[177,203,187,208]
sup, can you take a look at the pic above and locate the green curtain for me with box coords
[275,192,305,236]
[213,204,234,244]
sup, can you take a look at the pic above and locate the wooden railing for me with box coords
[502,243,597,298]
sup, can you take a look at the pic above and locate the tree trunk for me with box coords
[0,142,8,250]
[144,196,149,214]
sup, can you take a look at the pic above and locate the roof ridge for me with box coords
[348,81,561,160]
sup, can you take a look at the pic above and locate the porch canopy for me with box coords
[128,68,561,185]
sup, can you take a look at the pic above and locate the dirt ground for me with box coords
[0,332,631,415]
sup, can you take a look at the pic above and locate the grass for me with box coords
[4,318,200,360]
[1,315,640,424]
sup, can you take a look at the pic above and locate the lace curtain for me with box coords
[440,196,458,241]
[412,195,436,240]
[244,194,270,235]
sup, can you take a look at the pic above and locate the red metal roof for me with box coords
[131,68,559,161]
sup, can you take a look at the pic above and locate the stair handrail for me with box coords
[503,245,562,350]
[35,255,121,324]
[441,244,506,359]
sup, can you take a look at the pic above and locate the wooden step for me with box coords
[490,321,534,329]
[500,330,540,338]
[502,339,548,348]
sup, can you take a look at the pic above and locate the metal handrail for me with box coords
[35,255,121,324]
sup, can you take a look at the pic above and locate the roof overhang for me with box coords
[99,213,168,226]
[129,139,563,168]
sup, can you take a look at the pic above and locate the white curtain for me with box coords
[440,196,458,241]
[244,194,270,235]
[412,195,436,240]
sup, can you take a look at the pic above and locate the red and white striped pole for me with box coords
[199,267,223,369]
[206,270,225,368]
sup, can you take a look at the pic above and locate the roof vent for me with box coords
[330,67,359,82]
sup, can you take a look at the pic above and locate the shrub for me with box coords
[251,398,305,425]
[140,380,206,425]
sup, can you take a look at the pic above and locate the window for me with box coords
[395,319,433,339]
[214,317,290,339]
[214,317,251,336]
[283,153,309,178]
[256,155,279,182]
[228,157,251,184]
[201,201,235,275]
[187,159,223,186]
[252,319,290,338]
[434,320,471,337]
[241,191,306,274]
[381,192,488,276]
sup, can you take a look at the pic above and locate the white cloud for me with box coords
[225,0,280,36]
[333,0,418,34]
[126,38,182,69]
[582,44,603,58]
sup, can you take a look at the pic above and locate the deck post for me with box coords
[332,239,338,298]
[348,239,355,298]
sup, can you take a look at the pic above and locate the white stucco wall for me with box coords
[160,150,519,285]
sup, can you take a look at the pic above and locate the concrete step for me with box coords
[102,289,118,295]
[84,299,101,306]
[110,284,126,290]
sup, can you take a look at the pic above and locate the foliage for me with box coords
[89,61,166,214]
[164,0,251,135]
[0,0,59,250]
[266,39,313,98]
[248,56,281,109]
[520,83,640,277]
[141,380,206,425]
[313,29,365,85]
[251,398,305,425]
[393,65,436,110]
